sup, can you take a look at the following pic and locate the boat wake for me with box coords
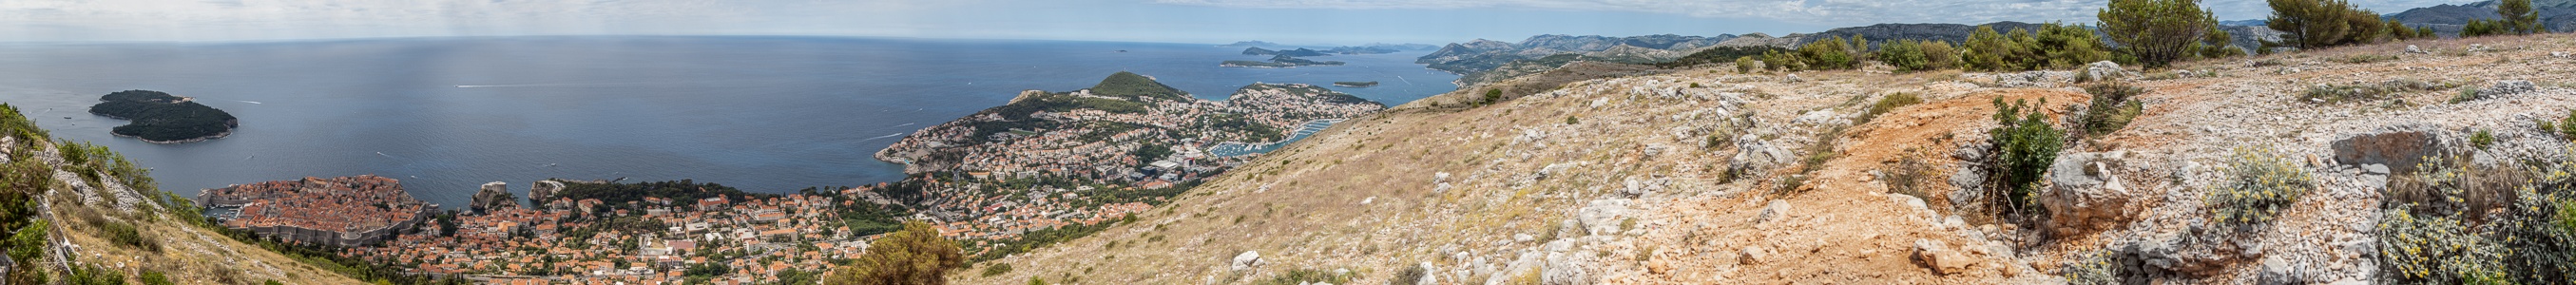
[860,132,907,141]
[237,101,262,104]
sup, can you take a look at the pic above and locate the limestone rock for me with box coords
[1756,200,1791,224]
[1913,239,1976,275]
[2083,61,2129,82]
[1542,252,1592,285]
[2405,45,2428,54]
[1740,246,1768,265]
[1232,251,1262,272]
[2330,124,2449,174]
[1730,135,1795,175]
[1576,199,1633,235]
[2042,151,2136,233]
[2478,80,2536,99]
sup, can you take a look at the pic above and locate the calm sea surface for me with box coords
[0,36,1460,207]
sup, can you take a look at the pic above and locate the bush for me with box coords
[2100,0,2222,68]
[1876,40,1929,72]
[2452,88,2482,104]
[2060,252,2124,285]
[1797,36,1859,70]
[1482,89,1503,105]
[981,263,1012,277]
[2472,129,2496,149]
[1389,263,1428,285]
[1761,49,1807,71]
[2207,146,2313,224]
[2378,207,2509,283]
[827,221,966,285]
[2080,83,2146,138]
[1921,41,1962,70]
[2265,0,2387,48]
[1252,268,1356,285]
[2559,109,2576,138]
[1736,56,1759,74]
[1989,98,2064,216]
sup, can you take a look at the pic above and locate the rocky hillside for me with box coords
[957,34,2576,284]
[0,105,367,284]
[1416,34,1736,85]
[2389,0,2576,34]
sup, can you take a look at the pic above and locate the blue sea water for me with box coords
[0,36,1459,207]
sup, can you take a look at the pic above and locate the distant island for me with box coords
[1333,81,1379,87]
[87,89,238,143]
[1215,41,1280,48]
[1241,48,1327,57]
[1222,54,1345,68]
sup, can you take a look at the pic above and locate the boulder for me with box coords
[1542,252,1592,285]
[2405,45,2428,54]
[1756,200,1791,224]
[2083,61,2129,82]
[1730,135,1795,175]
[1231,251,1262,272]
[2042,151,2137,233]
[1913,239,1976,275]
[2330,125,2449,174]
[1576,199,1634,235]
[2257,256,2310,285]
[2478,80,2536,99]
[1739,246,1769,265]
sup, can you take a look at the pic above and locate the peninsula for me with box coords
[87,89,239,143]
[1221,54,1346,67]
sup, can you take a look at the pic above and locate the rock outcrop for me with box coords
[2043,151,2138,235]
[2329,125,2449,174]
[471,181,517,214]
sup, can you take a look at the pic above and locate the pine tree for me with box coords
[826,221,966,285]
[2100,0,2221,67]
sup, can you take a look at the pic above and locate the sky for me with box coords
[0,0,2481,45]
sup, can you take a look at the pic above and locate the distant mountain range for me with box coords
[2388,0,2576,34]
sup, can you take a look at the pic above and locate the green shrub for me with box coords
[1389,263,1428,285]
[1922,41,1962,70]
[2207,146,2313,224]
[2080,83,2146,138]
[2472,129,2496,149]
[1797,36,1858,70]
[2559,109,2576,137]
[1989,98,2064,215]
[1762,49,1807,71]
[1877,40,1930,72]
[2099,0,2222,68]
[1736,56,1759,74]
[140,270,173,285]
[1565,116,1578,124]
[982,263,1013,277]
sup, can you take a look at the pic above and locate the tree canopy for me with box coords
[827,221,966,285]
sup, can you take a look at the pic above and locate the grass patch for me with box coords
[2302,79,2457,104]
[2080,83,2145,138]
[2331,54,2399,64]
[1251,268,1357,285]
[1855,92,1923,124]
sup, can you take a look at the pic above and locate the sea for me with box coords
[0,36,1461,207]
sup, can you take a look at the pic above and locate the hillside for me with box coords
[0,104,370,284]
[958,34,2576,284]
[1416,34,1736,86]
[2388,0,2576,33]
